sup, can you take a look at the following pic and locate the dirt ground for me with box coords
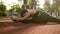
[0,19,60,34]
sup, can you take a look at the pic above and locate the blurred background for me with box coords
[0,0,60,19]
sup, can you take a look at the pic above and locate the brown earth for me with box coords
[0,18,60,34]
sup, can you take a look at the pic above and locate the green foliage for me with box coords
[0,5,6,11]
[22,0,37,9]
[0,1,6,17]
[10,4,22,17]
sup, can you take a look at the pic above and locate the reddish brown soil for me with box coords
[0,18,60,34]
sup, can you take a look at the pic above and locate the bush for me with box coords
[0,13,6,17]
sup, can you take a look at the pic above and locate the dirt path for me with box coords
[0,19,60,34]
